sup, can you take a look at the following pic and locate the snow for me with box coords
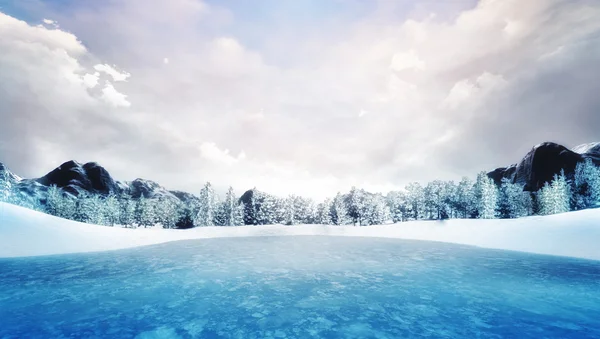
[573,142,600,154]
[1,202,600,260]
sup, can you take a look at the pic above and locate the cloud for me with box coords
[199,142,245,166]
[100,81,131,107]
[1,0,600,200]
[94,64,131,82]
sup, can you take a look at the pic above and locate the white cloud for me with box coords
[94,64,131,82]
[442,72,508,110]
[199,142,245,166]
[82,72,99,88]
[163,57,169,64]
[100,81,131,107]
[390,50,426,72]
[42,18,54,25]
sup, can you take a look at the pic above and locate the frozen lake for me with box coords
[1,236,599,338]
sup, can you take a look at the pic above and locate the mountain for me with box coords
[35,161,120,196]
[0,160,198,204]
[488,142,600,191]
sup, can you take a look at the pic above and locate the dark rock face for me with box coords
[170,190,200,205]
[239,189,255,206]
[488,165,517,186]
[488,142,600,191]
[35,160,120,196]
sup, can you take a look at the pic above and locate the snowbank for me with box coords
[1,202,600,260]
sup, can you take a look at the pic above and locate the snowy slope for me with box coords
[1,202,600,260]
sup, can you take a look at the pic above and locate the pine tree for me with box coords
[365,194,388,225]
[347,187,367,225]
[103,193,120,226]
[218,187,239,226]
[574,159,600,210]
[332,193,350,225]
[176,202,196,229]
[45,185,63,217]
[405,182,425,220]
[256,192,278,225]
[424,180,446,220]
[196,182,217,226]
[232,202,245,226]
[498,178,530,219]
[474,172,498,219]
[538,170,571,215]
[386,191,409,222]
[119,193,136,227]
[243,189,259,225]
[74,192,104,224]
[316,198,334,225]
[138,197,156,228]
[0,170,12,203]
[284,195,298,225]
[455,177,476,218]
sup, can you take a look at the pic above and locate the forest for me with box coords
[1,159,599,229]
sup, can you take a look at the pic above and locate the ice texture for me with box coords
[1,236,599,338]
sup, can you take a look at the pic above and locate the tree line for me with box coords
[1,159,599,228]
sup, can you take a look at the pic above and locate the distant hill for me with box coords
[488,142,600,191]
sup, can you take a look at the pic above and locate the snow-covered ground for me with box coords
[1,201,599,260]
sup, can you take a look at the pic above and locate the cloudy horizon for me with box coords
[1,0,599,199]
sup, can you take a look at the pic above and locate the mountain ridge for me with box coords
[1,140,599,201]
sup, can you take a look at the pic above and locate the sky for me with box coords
[0,0,599,200]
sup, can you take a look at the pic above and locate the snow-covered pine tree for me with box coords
[45,185,62,217]
[196,182,217,226]
[213,201,227,226]
[474,172,498,219]
[405,182,425,220]
[364,193,388,225]
[119,193,136,227]
[232,202,245,226]
[0,170,12,203]
[156,197,180,229]
[441,181,457,219]
[347,187,367,225]
[424,180,446,220]
[218,186,239,226]
[74,192,104,224]
[331,192,350,225]
[296,196,316,224]
[498,178,530,219]
[138,197,156,228]
[316,198,334,225]
[176,202,196,229]
[284,194,298,225]
[256,192,278,225]
[574,159,600,210]
[538,170,571,215]
[386,191,409,223]
[455,177,476,219]
[103,193,120,226]
[243,189,259,226]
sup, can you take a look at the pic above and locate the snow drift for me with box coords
[1,202,599,260]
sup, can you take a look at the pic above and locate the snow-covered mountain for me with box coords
[0,160,198,204]
[488,141,600,191]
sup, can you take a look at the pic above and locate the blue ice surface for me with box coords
[1,236,599,338]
